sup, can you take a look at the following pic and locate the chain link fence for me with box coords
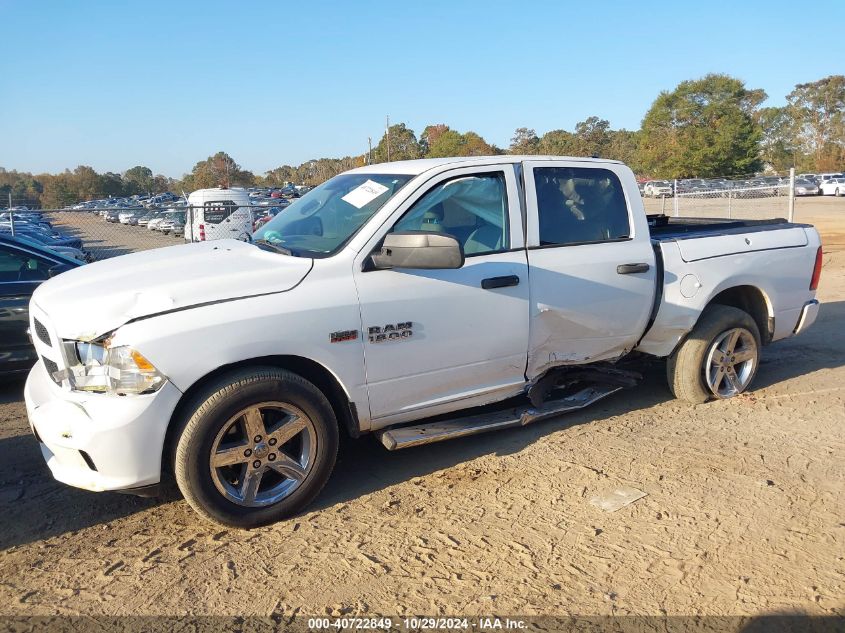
[640,169,799,221]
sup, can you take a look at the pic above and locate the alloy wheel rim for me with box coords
[209,401,317,507]
[704,328,757,398]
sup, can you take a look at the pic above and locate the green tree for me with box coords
[461,131,495,156]
[99,172,126,197]
[420,124,450,155]
[123,165,154,194]
[373,123,422,163]
[183,152,255,190]
[426,129,466,157]
[639,74,766,178]
[605,129,640,171]
[72,165,103,201]
[786,75,845,171]
[538,129,577,155]
[756,106,799,171]
[573,116,611,156]
[152,174,174,194]
[421,125,496,158]
[508,127,540,154]
[40,173,75,208]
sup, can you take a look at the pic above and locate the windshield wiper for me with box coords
[253,239,293,256]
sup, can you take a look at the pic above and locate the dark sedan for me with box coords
[0,235,82,375]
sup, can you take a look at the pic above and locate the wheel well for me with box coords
[161,355,360,474]
[709,285,773,344]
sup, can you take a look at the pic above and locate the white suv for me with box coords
[643,180,674,197]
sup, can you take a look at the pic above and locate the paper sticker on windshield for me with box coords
[341,180,389,208]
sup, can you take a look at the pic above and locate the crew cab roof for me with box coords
[346,155,624,176]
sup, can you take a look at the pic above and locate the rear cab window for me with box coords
[532,166,630,246]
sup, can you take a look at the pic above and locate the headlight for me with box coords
[61,340,166,395]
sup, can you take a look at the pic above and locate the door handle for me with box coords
[617,263,650,274]
[481,275,520,290]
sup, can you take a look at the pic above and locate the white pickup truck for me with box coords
[25,156,822,527]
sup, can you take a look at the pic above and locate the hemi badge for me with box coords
[330,330,358,343]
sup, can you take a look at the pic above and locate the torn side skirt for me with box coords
[526,359,642,407]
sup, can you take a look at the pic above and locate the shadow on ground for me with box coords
[1,301,843,547]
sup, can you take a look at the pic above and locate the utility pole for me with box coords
[386,115,391,162]
[8,193,14,236]
[368,137,372,165]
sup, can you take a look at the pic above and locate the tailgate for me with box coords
[676,227,808,262]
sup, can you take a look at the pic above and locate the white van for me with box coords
[184,187,254,243]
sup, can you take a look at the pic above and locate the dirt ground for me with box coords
[0,197,843,619]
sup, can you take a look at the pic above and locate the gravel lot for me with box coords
[46,211,183,260]
[1,197,843,618]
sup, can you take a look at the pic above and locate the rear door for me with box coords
[522,160,656,377]
[201,200,253,241]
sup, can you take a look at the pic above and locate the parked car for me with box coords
[118,211,139,225]
[643,181,674,197]
[819,177,845,196]
[0,235,81,375]
[105,210,121,223]
[0,212,51,228]
[0,224,83,251]
[147,212,172,231]
[2,233,88,262]
[818,173,844,187]
[136,212,155,227]
[23,156,823,527]
[794,178,820,196]
[159,211,187,235]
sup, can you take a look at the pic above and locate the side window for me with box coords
[393,172,509,255]
[0,247,52,283]
[534,167,630,246]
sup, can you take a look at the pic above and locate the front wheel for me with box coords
[174,368,339,528]
[667,305,761,404]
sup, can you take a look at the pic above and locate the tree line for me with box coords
[2,73,842,209]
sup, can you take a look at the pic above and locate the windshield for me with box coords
[253,173,413,256]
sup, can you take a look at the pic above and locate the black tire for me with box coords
[666,305,761,404]
[174,367,338,528]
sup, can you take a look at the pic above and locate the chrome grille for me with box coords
[33,318,51,347]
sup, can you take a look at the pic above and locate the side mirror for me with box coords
[371,231,464,270]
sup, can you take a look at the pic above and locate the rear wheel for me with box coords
[174,367,338,528]
[667,305,761,404]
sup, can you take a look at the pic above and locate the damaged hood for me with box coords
[32,239,313,340]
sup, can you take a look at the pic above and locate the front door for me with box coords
[354,165,529,423]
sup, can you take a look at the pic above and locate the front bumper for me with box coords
[793,299,820,336]
[24,360,183,492]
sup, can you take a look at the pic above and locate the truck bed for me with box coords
[647,215,811,241]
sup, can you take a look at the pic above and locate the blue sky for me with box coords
[2,0,844,178]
